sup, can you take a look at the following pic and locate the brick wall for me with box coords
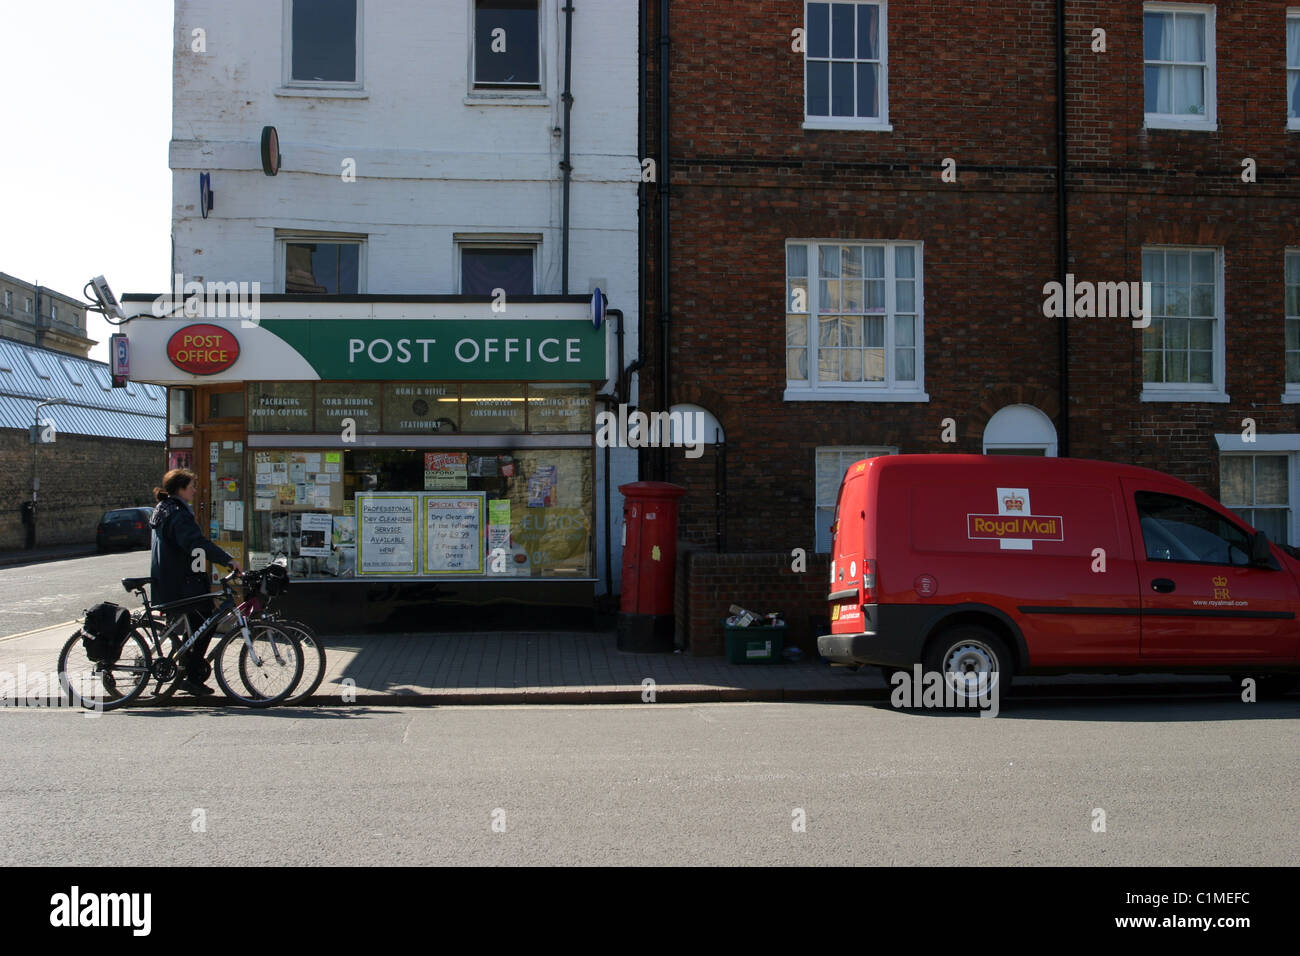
[677,549,831,657]
[647,0,1300,553]
[0,431,166,550]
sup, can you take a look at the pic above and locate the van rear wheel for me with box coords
[924,627,1011,709]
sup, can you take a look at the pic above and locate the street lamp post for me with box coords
[28,398,69,550]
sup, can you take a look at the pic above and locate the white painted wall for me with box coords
[170,0,642,594]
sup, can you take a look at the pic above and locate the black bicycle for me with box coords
[57,569,303,710]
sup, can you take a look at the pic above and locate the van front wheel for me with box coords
[924,627,1011,709]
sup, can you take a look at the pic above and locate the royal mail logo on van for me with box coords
[967,487,1064,551]
[166,324,240,375]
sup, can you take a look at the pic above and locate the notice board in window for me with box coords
[423,493,485,575]
[356,493,420,576]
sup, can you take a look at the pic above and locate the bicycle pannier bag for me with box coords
[82,602,132,664]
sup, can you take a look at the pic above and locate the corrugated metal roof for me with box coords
[0,337,166,442]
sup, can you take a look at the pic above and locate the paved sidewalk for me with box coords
[0,622,885,705]
[0,621,1242,707]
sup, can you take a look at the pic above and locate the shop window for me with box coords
[527,383,592,432]
[382,383,461,434]
[208,389,245,421]
[315,382,382,434]
[248,382,315,432]
[282,239,363,293]
[169,388,194,435]
[460,383,526,432]
[459,245,535,295]
[473,0,540,90]
[287,0,361,86]
[246,446,594,580]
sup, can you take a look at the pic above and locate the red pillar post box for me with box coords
[617,481,686,652]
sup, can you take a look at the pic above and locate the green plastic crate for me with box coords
[724,623,786,664]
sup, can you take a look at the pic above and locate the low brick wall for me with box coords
[676,548,831,656]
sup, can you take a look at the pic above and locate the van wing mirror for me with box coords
[1249,531,1272,566]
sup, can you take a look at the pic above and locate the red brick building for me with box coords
[641,1,1300,651]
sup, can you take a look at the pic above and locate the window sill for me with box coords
[465,92,549,107]
[1289,121,1300,132]
[802,118,893,132]
[275,86,369,99]
[1281,390,1300,404]
[784,387,928,402]
[1140,388,1229,403]
[1143,116,1217,132]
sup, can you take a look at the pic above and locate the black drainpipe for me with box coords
[1055,0,1070,457]
[658,0,671,481]
[561,1,575,294]
[596,308,627,597]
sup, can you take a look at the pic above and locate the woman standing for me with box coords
[149,468,241,695]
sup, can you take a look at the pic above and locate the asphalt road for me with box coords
[0,549,149,636]
[0,699,1295,866]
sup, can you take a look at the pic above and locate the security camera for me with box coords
[88,276,125,320]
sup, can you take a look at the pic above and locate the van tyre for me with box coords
[924,626,1011,709]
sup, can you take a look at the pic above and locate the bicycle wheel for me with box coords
[57,628,151,711]
[271,619,327,705]
[213,623,302,707]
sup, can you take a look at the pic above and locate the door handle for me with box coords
[1151,578,1176,594]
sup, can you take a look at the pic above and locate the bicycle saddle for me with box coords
[121,577,152,593]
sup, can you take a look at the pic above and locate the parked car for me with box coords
[95,507,154,552]
[818,455,1300,701]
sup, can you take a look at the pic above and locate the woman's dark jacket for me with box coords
[149,497,234,606]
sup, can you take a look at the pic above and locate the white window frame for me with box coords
[467,0,548,104]
[2,291,10,310]
[24,297,32,313]
[1216,440,1300,546]
[455,235,541,295]
[1143,3,1217,131]
[276,233,368,294]
[1139,244,1228,403]
[50,304,57,322]
[281,0,364,94]
[802,1,891,131]
[1289,10,1300,130]
[784,239,927,402]
[815,445,896,552]
[1286,248,1300,403]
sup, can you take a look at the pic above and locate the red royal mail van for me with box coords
[817,455,1300,701]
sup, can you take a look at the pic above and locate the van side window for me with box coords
[1135,492,1253,566]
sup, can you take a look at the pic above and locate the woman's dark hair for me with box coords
[154,468,197,502]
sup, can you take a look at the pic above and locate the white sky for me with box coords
[0,1,173,361]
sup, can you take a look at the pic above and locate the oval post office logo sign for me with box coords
[167,324,240,375]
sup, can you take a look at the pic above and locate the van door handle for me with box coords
[1151,578,1176,594]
